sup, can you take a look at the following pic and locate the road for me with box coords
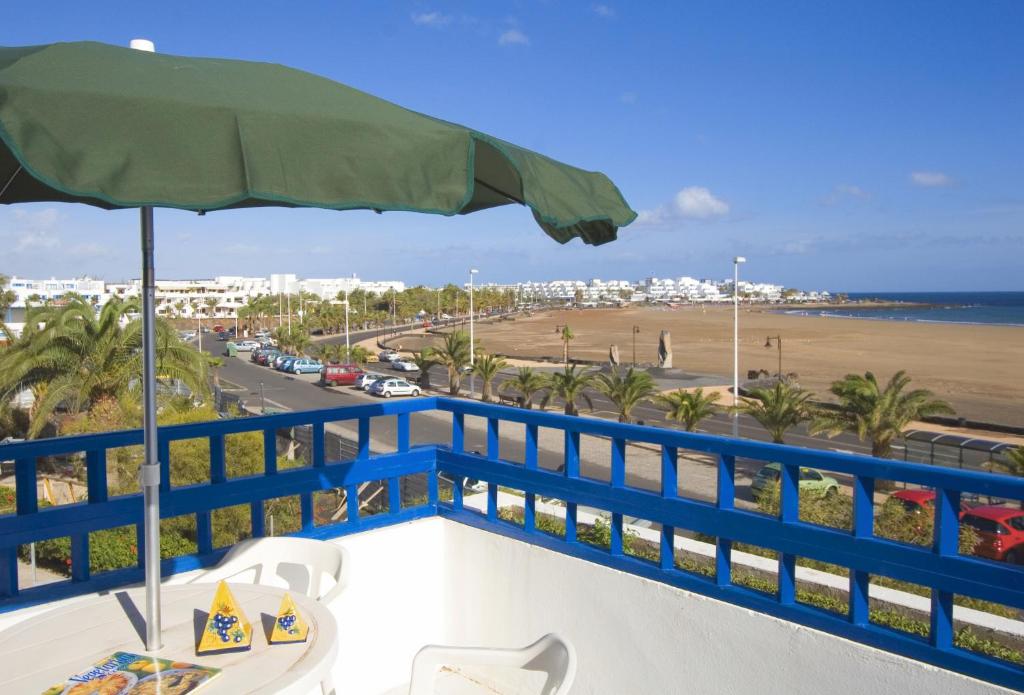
[192,332,965,511]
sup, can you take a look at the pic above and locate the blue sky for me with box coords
[1,1,1021,291]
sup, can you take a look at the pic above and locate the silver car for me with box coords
[356,373,387,390]
[368,378,421,398]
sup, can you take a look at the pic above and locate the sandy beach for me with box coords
[406,306,1024,428]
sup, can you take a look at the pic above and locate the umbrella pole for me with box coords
[140,206,163,650]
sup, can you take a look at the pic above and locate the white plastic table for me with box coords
[0,583,337,694]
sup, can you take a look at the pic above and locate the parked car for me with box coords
[960,506,1024,564]
[368,378,421,398]
[212,324,226,333]
[179,330,196,341]
[255,349,279,365]
[749,463,839,499]
[356,373,387,390]
[290,358,323,375]
[391,359,419,372]
[890,489,975,517]
[216,331,232,341]
[272,354,294,369]
[234,340,261,351]
[277,356,298,372]
[321,364,366,387]
[378,349,400,362]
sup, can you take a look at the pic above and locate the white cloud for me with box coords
[675,187,730,218]
[822,183,869,205]
[592,4,616,18]
[9,208,61,252]
[910,171,954,187]
[411,11,451,27]
[636,186,730,225]
[498,29,529,46]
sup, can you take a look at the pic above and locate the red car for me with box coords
[890,489,973,517]
[960,506,1024,564]
[320,364,365,387]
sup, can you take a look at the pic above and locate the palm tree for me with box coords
[290,331,312,357]
[541,364,596,416]
[499,367,547,409]
[0,274,15,322]
[0,297,208,437]
[594,367,657,423]
[411,349,438,388]
[559,325,574,365]
[272,326,292,353]
[317,343,345,364]
[347,345,372,365]
[810,370,954,458]
[204,297,218,321]
[472,352,508,402]
[207,356,224,389]
[735,382,814,444]
[656,387,721,432]
[432,331,472,395]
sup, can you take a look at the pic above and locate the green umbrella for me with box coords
[0,40,635,650]
[0,41,635,244]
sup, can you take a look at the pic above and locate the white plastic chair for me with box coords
[190,536,350,605]
[408,633,576,695]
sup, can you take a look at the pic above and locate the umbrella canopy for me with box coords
[0,41,635,243]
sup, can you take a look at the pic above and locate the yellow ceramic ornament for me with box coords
[269,592,309,644]
[197,581,252,654]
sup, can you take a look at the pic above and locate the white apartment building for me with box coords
[4,276,108,306]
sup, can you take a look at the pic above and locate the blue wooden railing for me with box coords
[1,398,1022,690]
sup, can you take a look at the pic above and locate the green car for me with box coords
[750,462,839,499]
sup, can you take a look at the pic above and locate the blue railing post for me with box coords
[660,445,677,570]
[346,484,360,524]
[487,419,499,521]
[15,457,38,516]
[452,412,465,453]
[716,453,734,586]
[564,430,580,544]
[849,475,875,624]
[778,463,799,604]
[524,424,538,533]
[357,418,370,460]
[263,429,278,475]
[397,414,410,453]
[86,450,108,503]
[610,438,626,556]
[930,487,960,649]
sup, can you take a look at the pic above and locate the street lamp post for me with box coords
[195,301,202,354]
[632,325,640,366]
[469,269,479,395]
[765,335,782,380]
[733,256,746,437]
[343,294,351,357]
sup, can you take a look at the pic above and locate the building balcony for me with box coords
[0,399,1021,693]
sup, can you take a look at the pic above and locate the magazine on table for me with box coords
[41,651,220,695]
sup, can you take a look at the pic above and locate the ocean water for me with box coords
[779,292,1024,327]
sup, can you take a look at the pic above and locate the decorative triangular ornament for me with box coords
[269,592,309,644]
[197,581,253,654]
